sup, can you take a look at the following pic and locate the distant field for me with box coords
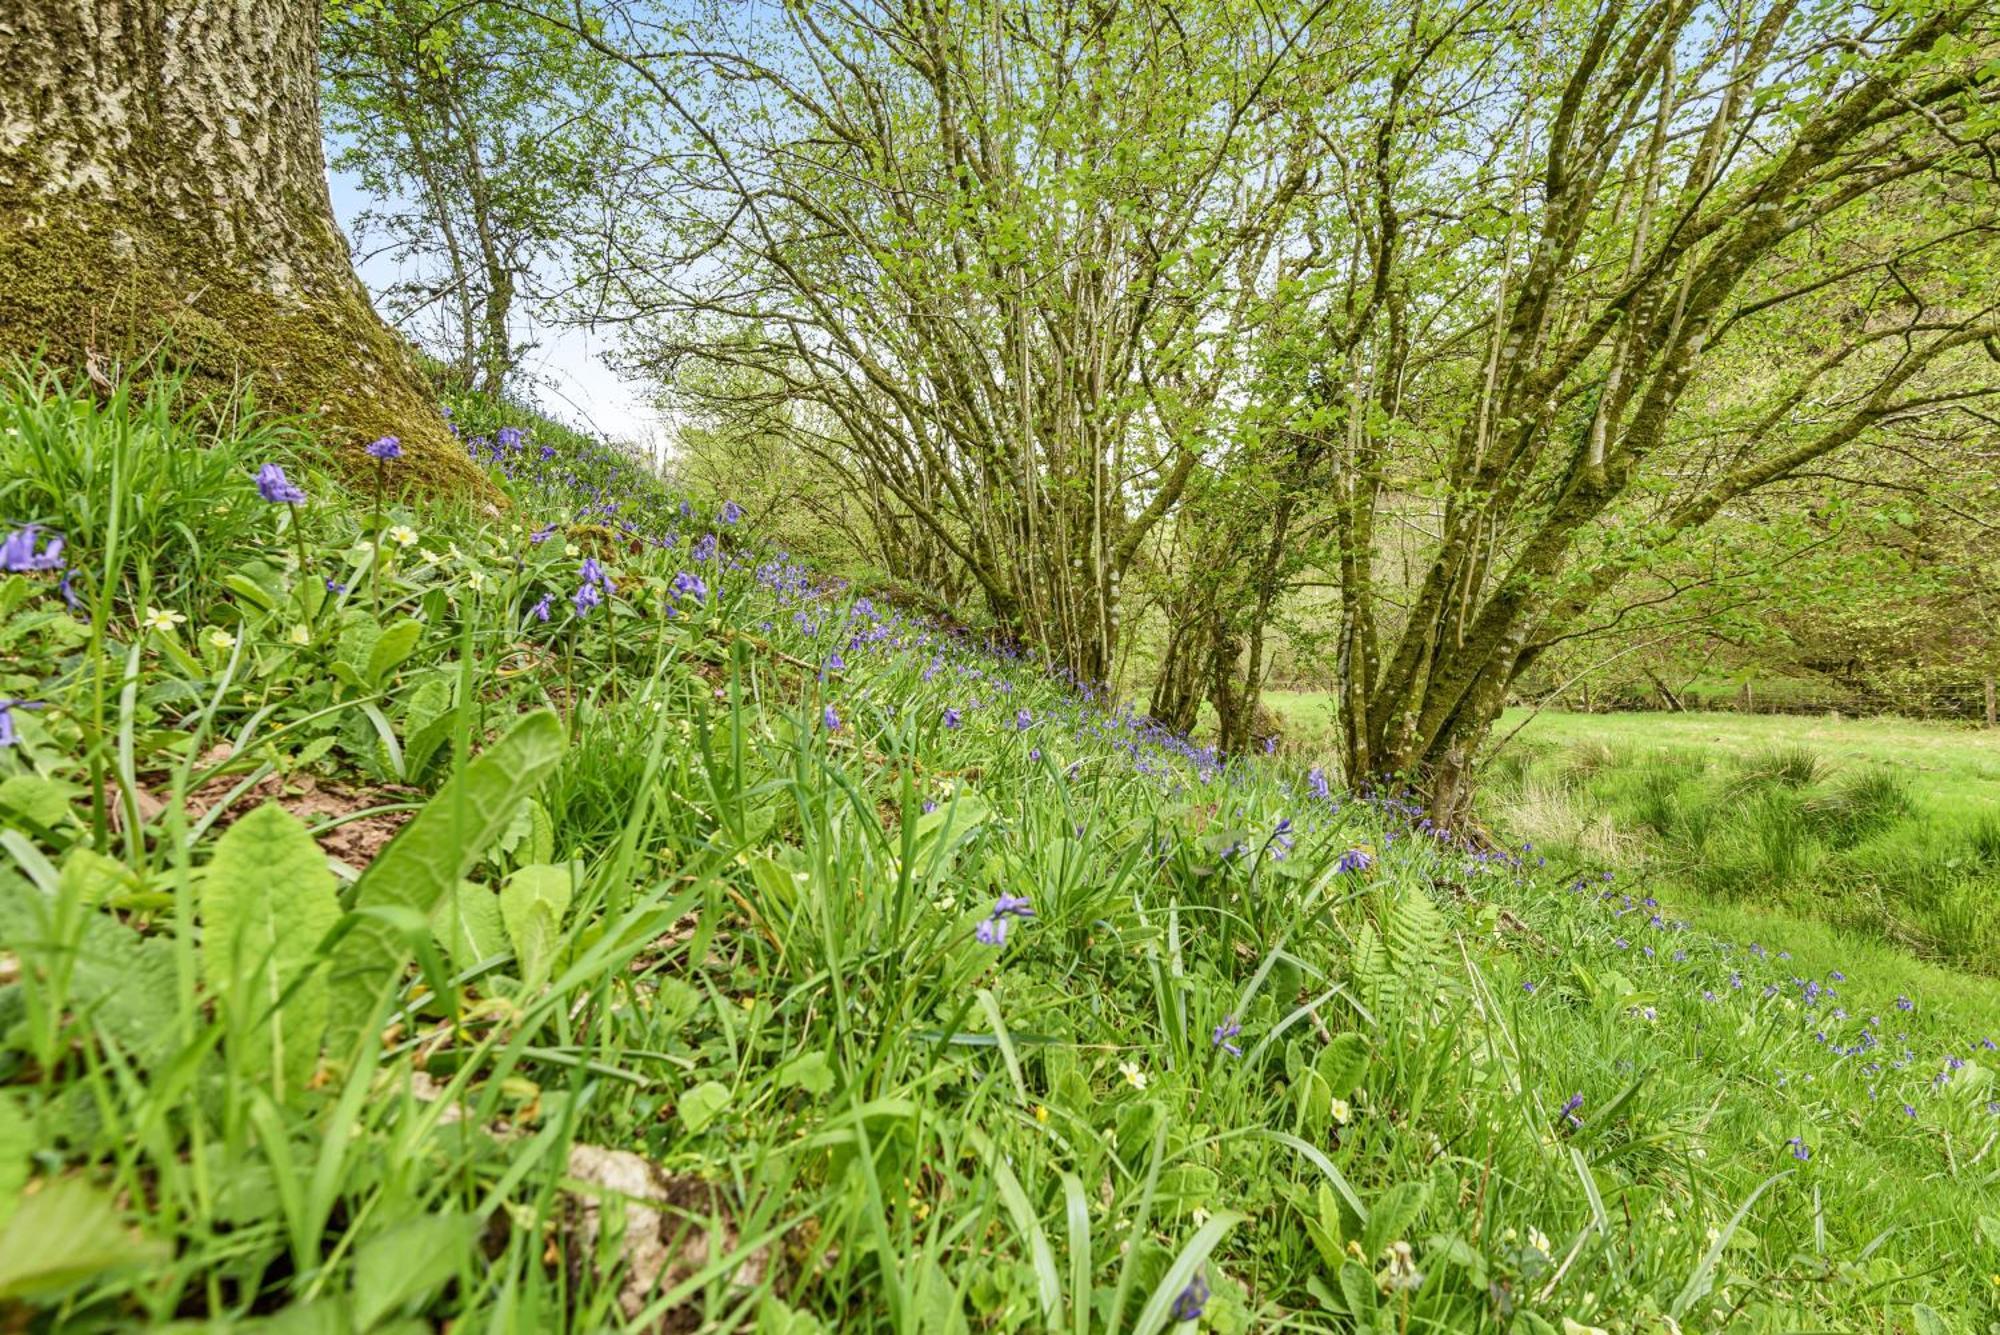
[1265,695,2000,972]
[1266,693,2000,812]
[1491,707,2000,816]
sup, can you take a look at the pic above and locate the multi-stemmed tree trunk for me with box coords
[0,0,482,489]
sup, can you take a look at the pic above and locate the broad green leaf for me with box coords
[1361,1181,1427,1259]
[679,1080,731,1134]
[1316,1031,1367,1096]
[352,1211,479,1329]
[0,775,82,829]
[202,803,340,1101]
[0,1095,29,1230]
[778,1051,835,1096]
[429,880,508,975]
[499,862,572,988]
[365,618,423,687]
[0,1177,169,1299]
[326,710,565,1052]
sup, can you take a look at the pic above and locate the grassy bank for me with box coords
[5,376,2000,1331]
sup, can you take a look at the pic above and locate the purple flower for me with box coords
[1028,748,1041,762]
[365,436,402,461]
[573,581,603,616]
[691,534,718,563]
[1015,708,1033,731]
[720,500,742,525]
[823,705,840,732]
[992,894,1034,920]
[1787,1137,1810,1161]
[530,594,552,623]
[255,463,306,505]
[1211,1015,1242,1058]
[0,699,41,747]
[1169,1274,1209,1323]
[530,524,557,544]
[1334,847,1373,874]
[0,525,65,572]
[942,707,963,731]
[1896,995,1914,1012]
[1308,767,1330,801]
[975,916,1011,947]
[671,571,708,603]
[1560,1092,1584,1130]
[325,577,347,594]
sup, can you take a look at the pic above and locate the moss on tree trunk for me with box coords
[0,0,489,496]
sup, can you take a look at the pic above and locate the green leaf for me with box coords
[352,1211,478,1329]
[202,803,340,1101]
[778,1051,836,1096]
[1361,1181,1427,1259]
[0,775,82,829]
[0,1095,29,1231]
[0,1177,169,1299]
[1316,1032,1367,1096]
[365,618,423,688]
[326,710,565,1053]
[428,880,508,975]
[499,862,572,988]
[679,1080,731,1134]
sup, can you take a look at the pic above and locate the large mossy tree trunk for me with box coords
[0,0,484,492]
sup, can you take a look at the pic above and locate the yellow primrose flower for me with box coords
[205,628,236,652]
[466,569,487,591]
[1118,1061,1148,1091]
[1331,1097,1352,1125]
[387,524,419,548]
[143,607,187,632]
[564,542,582,558]
[1528,1226,1550,1256]
[1033,1104,1050,1123]
[287,624,310,646]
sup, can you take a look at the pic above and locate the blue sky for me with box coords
[325,168,664,451]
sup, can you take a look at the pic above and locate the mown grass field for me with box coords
[6,378,2000,1332]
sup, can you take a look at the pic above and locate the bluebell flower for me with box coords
[530,524,557,544]
[1308,767,1330,800]
[0,525,64,572]
[1169,1273,1209,1322]
[0,698,41,747]
[942,707,963,730]
[672,571,708,603]
[365,435,402,460]
[573,582,603,615]
[1015,708,1033,731]
[720,500,742,524]
[255,463,306,504]
[1560,1092,1584,1130]
[1334,847,1373,874]
[1211,1015,1242,1058]
[823,705,840,732]
[530,594,552,623]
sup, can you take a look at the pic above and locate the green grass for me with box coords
[6,376,2000,1332]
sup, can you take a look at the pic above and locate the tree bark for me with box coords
[0,0,486,492]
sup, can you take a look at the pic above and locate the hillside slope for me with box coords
[2,373,1998,1331]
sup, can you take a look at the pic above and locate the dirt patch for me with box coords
[564,1144,768,1330]
[164,747,419,870]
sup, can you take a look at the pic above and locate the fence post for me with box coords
[1986,677,1996,729]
